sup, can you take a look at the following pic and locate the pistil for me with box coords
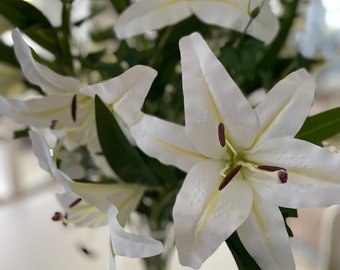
[219,165,243,190]
[258,165,288,184]
[278,170,288,183]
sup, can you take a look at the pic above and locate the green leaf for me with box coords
[0,0,59,53]
[226,231,261,270]
[296,107,340,145]
[0,41,18,67]
[279,207,298,237]
[13,127,29,139]
[108,0,130,13]
[220,37,264,94]
[95,95,159,185]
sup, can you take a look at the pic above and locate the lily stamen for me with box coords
[69,198,82,208]
[52,211,62,221]
[258,165,286,172]
[71,94,77,122]
[50,119,58,129]
[219,165,243,190]
[218,123,226,147]
[217,122,237,156]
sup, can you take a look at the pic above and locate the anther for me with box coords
[69,198,82,208]
[71,94,77,122]
[258,165,288,184]
[52,212,62,221]
[278,170,288,183]
[258,165,286,172]
[218,123,226,147]
[219,165,242,190]
[50,120,58,129]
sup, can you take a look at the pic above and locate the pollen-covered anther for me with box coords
[218,123,226,147]
[71,94,77,122]
[219,165,242,190]
[52,211,62,221]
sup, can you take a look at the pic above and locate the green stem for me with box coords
[226,231,261,270]
[59,0,75,76]
[143,253,167,270]
[261,0,299,69]
[150,26,174,67]
[233,0,266,49]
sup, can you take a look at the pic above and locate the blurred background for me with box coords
[0,0,340,269]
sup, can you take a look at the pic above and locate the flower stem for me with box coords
[225,231,261,270]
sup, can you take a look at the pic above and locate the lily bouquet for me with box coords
[0,0,340,269]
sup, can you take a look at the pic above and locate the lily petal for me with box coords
[254,69,315,146]
[0,93,97,149]
[29,130,72,188]
[0,94,77,128]
[190,0,279,43]
[129,114,206,172]
[114,0,191,39]
[108,245,116,270]
[180,32,258,155]
[109,204,164,258]
[81,65,157,112]
[89,65,157,127]
[237,193,295,270]
[67,183,145,226]
[56,192,108,227]
[12,29,84,94]
[29,130,145,224]
[173,159,253,269]
[247,138,340,208]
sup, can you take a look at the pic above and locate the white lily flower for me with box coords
[29,130,163,268]
[55,191,108,228]
[114,0,279,43]
[115,32,340,269]
[0,29,156,174]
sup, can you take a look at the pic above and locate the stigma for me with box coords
[258,165,288,184]
[278,170,288,183]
